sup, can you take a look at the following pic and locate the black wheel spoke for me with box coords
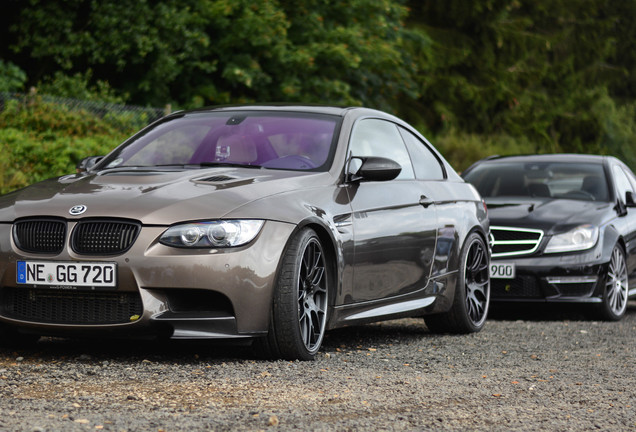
[464,238,490,327]
[297,237,328,352]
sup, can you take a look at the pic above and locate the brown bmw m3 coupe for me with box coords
[0,105,489,360]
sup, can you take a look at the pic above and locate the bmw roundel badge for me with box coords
[69,205,87,215]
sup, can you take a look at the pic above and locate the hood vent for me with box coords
[196,175,237,183]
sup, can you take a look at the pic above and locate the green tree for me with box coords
[605,1,636,102]
[3,0,636,170]
[6,0,214,106]
[0,60,27,92]
[276,0,419,110]
[407,0,628,153]
[5,0,418,111]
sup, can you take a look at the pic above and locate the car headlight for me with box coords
[544,224,599,253]
[160,220,264,248]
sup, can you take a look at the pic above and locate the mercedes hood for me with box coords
[485,197,615,234]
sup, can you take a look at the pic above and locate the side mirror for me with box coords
[76,156,104,173]
[348,156,402,182]
[626,191,636,207]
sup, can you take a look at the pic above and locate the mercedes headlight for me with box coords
[160,220,264,248]
[544,224,599,253]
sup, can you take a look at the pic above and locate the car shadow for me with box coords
[320,318,431,353]
[0,318,432,362]
[5,301,634,362]
[488,299,636,322]
[0,335,255,363]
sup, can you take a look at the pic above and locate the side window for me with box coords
[399,127,445,180]
[612,165,634,201]
[349,119,414,180]
[622,165,636,192]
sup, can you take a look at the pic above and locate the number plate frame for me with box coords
[489,262,516,279]
[16,261,117,289]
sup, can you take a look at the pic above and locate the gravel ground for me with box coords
[1,302,636,432]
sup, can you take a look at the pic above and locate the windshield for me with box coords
[99,111,340,171]
[463,161,610,202]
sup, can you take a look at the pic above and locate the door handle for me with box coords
[419,195,434,208]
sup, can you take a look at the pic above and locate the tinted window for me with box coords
[100,112,339,171]
[463,161,609,201]
[349,119,414,180]
[612,164,634,201]
[399,127,444,180]
[623,165,636,192]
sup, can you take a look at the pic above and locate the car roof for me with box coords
[174,104,358,117]
[474,154,612,165]
[156,104,413,136]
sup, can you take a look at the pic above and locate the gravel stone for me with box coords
[1,302,636,431]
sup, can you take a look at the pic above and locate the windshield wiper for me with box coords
[99,164,187,172]
[98,163,263,173]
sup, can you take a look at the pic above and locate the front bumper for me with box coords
[490,251,608,303]
[0,220,295,339]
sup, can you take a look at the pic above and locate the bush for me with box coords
[0,98,119,136]
[433,130,539,172]
[592,93,636,169]
[0,127,122,194]
[36,71,126,104]
[0,97,129,194]
[0,60,27,92]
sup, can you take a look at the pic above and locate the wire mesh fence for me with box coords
[0,91,170,132]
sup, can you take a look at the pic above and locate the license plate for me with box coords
[17,261,117,288]
[490,262,516,279]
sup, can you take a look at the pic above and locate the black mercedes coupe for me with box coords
[462,154,636,320]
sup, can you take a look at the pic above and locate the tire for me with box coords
[425,232,490,333]
[597,244,629,321]
[253,228,329,360]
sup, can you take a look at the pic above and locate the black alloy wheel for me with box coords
[598,245,629,321]
[254,228,329,360]
[425,232,490,333]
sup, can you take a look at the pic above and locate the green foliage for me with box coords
[407,0,633,161]
[0,127,121,194]
[1,0,636,178]
[606,1,636,102]
[0,92,159,134]
[37,70,126,104]
[190,0,418,111]
[434,130,537,172]
[3,0,416,111]
[0,98,117,136]
[277,0,419,110]
[5,0,213,105]
[0,60,27,92]
[0,99,128,194]
[592,93,636,169]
